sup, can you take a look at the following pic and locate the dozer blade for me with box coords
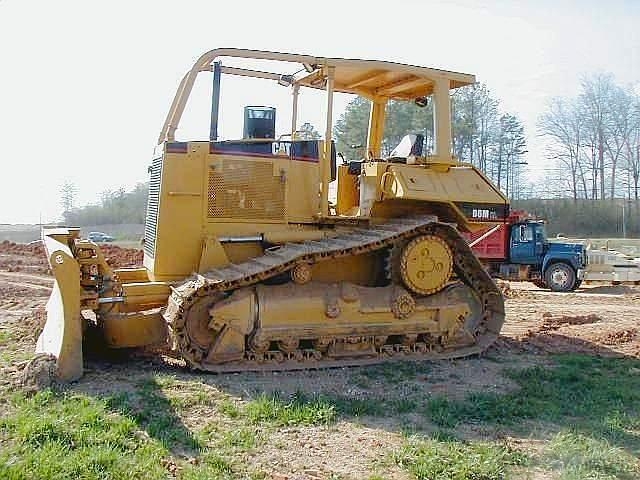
[36,229,83,381]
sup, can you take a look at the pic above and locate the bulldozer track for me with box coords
[163,216,505,372]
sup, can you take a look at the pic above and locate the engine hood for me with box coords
[548,241,585,255]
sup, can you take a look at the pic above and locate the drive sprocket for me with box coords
[399,234,453,295]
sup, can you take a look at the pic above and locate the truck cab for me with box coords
[505,221,587,291]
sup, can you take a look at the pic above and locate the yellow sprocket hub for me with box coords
[400,235,453,295]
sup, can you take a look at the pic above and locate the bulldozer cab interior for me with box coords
[158,48,476,217]
[387,134,425,162]
[243,106,276,139]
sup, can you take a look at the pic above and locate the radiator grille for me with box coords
[144,155,163,257]
[208,160,285,220]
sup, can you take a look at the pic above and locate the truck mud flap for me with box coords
[36,231,83,381]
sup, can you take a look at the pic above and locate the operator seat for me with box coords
[386,134,424,163]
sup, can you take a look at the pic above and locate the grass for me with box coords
[217,398,240,418]
[179,452,234,480]
[352,360,430,389]
[393,436,528,480]
[237,354,638,479]
[424,356,640,440]
[0,390,168,479]
[545,432,640,480]
[239,390,418,420]
[1,354,639,479]
[219,428,260,450]
[243,391,336,426]
[0,329,12,343]
[0,326,35,365]
[420,354,640,479]
[358,360,430,382]
[0,387,268,480]
[106,379,202,453]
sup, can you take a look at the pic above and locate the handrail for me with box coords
[158,48,320,144]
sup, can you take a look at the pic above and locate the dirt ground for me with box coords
[1,241,639,479]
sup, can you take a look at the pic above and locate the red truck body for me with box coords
[464,211,531,261]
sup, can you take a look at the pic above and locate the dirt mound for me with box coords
[21,353,58,393]
[0,240,49,273]
[21,308,47,342]
[0,240,143,271]
[0,240,46,257]
[584,285,639,295]
[501,311,640,358]
[521,332,617,356]
[593,328,638,346]
[496,280,511,295]
[100,245,143,268]
[489,336,542,354]
[538,312,601,332]
[497,280,536,299]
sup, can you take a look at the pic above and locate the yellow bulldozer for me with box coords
[38,48,509,381]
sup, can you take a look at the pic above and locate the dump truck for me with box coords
[466,211,588,291]
[38,48,509,381]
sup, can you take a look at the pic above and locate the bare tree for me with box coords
[539,74,640,203]
[539,98,587,201]
[624,120,640,200]
[604,85,635,198]
[580,73,615,200]
[60,181,77,214]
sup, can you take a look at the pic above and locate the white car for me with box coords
[87,232,114,242]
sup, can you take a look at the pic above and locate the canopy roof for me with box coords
[160,48,476,143]
[295,57,475,100]
[203,49,475,100]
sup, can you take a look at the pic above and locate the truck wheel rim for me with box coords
[551,269,568,287]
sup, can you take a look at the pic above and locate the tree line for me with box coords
[61,182,148,226]
[59,74,639,238]
[513,198,639,238]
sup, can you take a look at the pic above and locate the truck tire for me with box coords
[544,263,576,292]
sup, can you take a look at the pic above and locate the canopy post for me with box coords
[320,66,335,217]
[433,77,452,159]
[291,84,300,137]
[366,98,387,158]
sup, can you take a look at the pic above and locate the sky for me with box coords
[0,0,638,224]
